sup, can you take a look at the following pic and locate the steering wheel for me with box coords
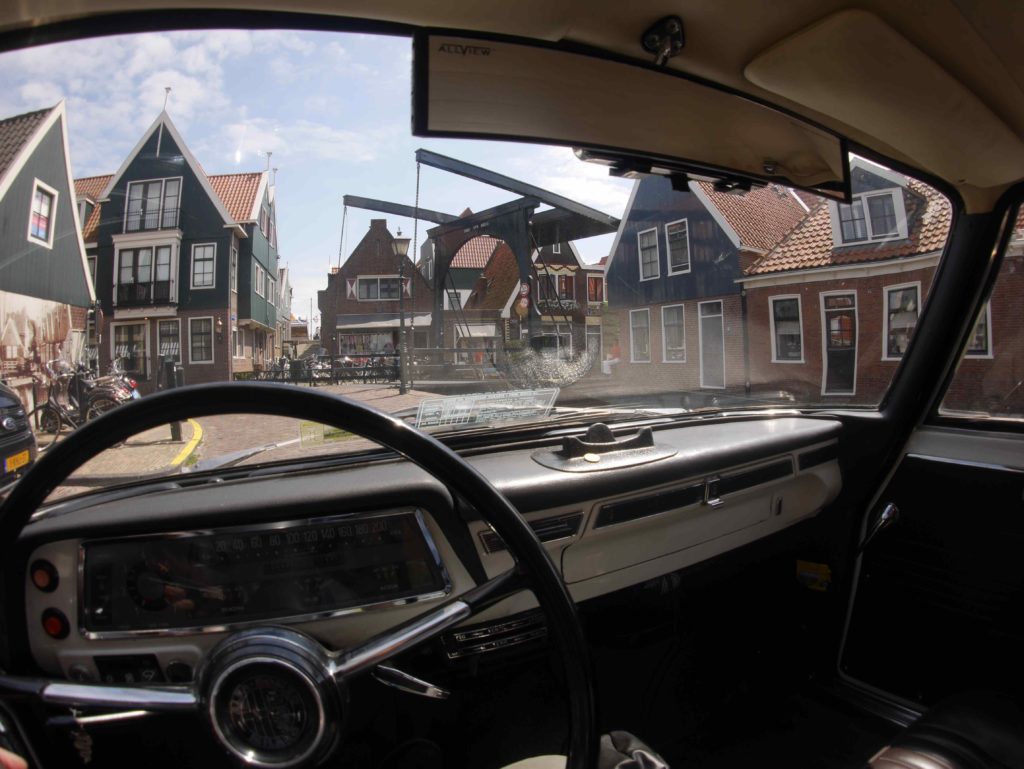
[0,383,596,768]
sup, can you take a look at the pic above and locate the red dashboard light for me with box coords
[42,608,69,639]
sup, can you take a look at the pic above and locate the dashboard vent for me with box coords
[442,611,546,659]
[479,512,583,554]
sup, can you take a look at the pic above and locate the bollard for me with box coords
[161,357,184,441]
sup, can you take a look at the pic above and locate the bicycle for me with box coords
[27,362,125,450]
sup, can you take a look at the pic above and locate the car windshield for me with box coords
[0,29,956,499]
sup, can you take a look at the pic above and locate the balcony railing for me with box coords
[117,280,172,306]
[125,208,179,232]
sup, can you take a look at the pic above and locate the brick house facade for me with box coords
[318,219,432,354]
[741,159,954,405]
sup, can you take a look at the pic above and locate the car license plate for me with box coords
[4,449,30,473]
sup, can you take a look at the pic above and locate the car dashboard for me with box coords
[19,416,841,684]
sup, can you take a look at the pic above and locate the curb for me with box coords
[60,418,203,487]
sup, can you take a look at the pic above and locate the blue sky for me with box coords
[0,30,633,334]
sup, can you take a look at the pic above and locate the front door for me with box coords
[822,293,857,395]
[699,300,725,389]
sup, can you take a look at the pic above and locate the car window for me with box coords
[0,30,952,500]
[938,203,1024,421]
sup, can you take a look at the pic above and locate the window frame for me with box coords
[357,275,401,302]
[629,308,651,363]
[665,218,692,275]
[882,281,922,361]
[110,320,149,380]
[661,304,686,363]
[27,178,58,248]
[255,265,265,297]
[587,275,605,304]
[637,227,660,281]
[230,246,238,293]
[769,294,804,364]
[964,301,993,359]
[157,318,181,362]
[188,316,215,365]
[830,188,909,247]
[190,242,216,289]
[124,176,182,232]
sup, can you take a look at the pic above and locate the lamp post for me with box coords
[392,230,412,394]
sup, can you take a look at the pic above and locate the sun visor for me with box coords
[745,9,1024,191]
[413,32,851,201]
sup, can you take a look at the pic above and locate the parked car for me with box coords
[0,381,36,488]
[0,4,1023,769]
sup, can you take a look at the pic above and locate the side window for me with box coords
[940,206,1024,419]
[637,228,659,281]
[883,283,920,360]
[629,308,650,363]
[28,179,57,247]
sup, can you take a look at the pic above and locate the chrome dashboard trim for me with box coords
[75,508,452,640]
[42,682,198,710]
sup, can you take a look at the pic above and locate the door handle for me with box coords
[860,503,899,553]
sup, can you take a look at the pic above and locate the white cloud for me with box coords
[17,81,63,107]
[218,117,397,165]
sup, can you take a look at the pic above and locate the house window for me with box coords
[637,228,659,280]
[87,255,97,288]
[191,243,215,288]
[770,296,803,362]
[230,246,238,292]
[446,289,463,310]
[630,308,650,363]
[126,177,180,231]
[666,219,690,274]
[965,303,991,358]
[189,317,214,363]
[255,265,265,296]
[552,242,561,254]
[29,180,57,247]
[117,246,172,305]
[113,322,148,379]
[662,304,685,362]
[835,189,907,245]
[884,283,920,359]
[587,276,604,303]
[557,275,574,300]
[357,277,400,301]
[267,278,275,306]
[78,199,95,228]
[158,319,180,362]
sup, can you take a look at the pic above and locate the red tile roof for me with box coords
[466,243,520,310]
[0,106,51,181]
[451,235,499,269]
[698,181,808,253]
[207,172,264,222]
[74,170,265,242]
[747,179,951,275]
[74,175,112,243]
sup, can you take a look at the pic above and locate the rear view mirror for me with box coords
[413,32,851,201]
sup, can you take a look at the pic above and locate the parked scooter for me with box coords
[93,358,141,402]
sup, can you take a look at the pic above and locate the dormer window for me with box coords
[832,188,907,246]
[125,177,181,231]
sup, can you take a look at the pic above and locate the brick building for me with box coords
[318,219,432,354]
[741,159,955,404]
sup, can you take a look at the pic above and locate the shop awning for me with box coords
[335,313,432,330]
[455,323,499,338]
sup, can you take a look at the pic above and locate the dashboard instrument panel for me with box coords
[80,511,450,638]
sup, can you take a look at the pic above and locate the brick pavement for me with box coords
[46,383,443,499]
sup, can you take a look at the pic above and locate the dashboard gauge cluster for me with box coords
[80,511,449,637]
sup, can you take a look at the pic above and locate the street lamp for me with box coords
[392,230,412,394]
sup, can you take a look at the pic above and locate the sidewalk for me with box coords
[66,419,203,485]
